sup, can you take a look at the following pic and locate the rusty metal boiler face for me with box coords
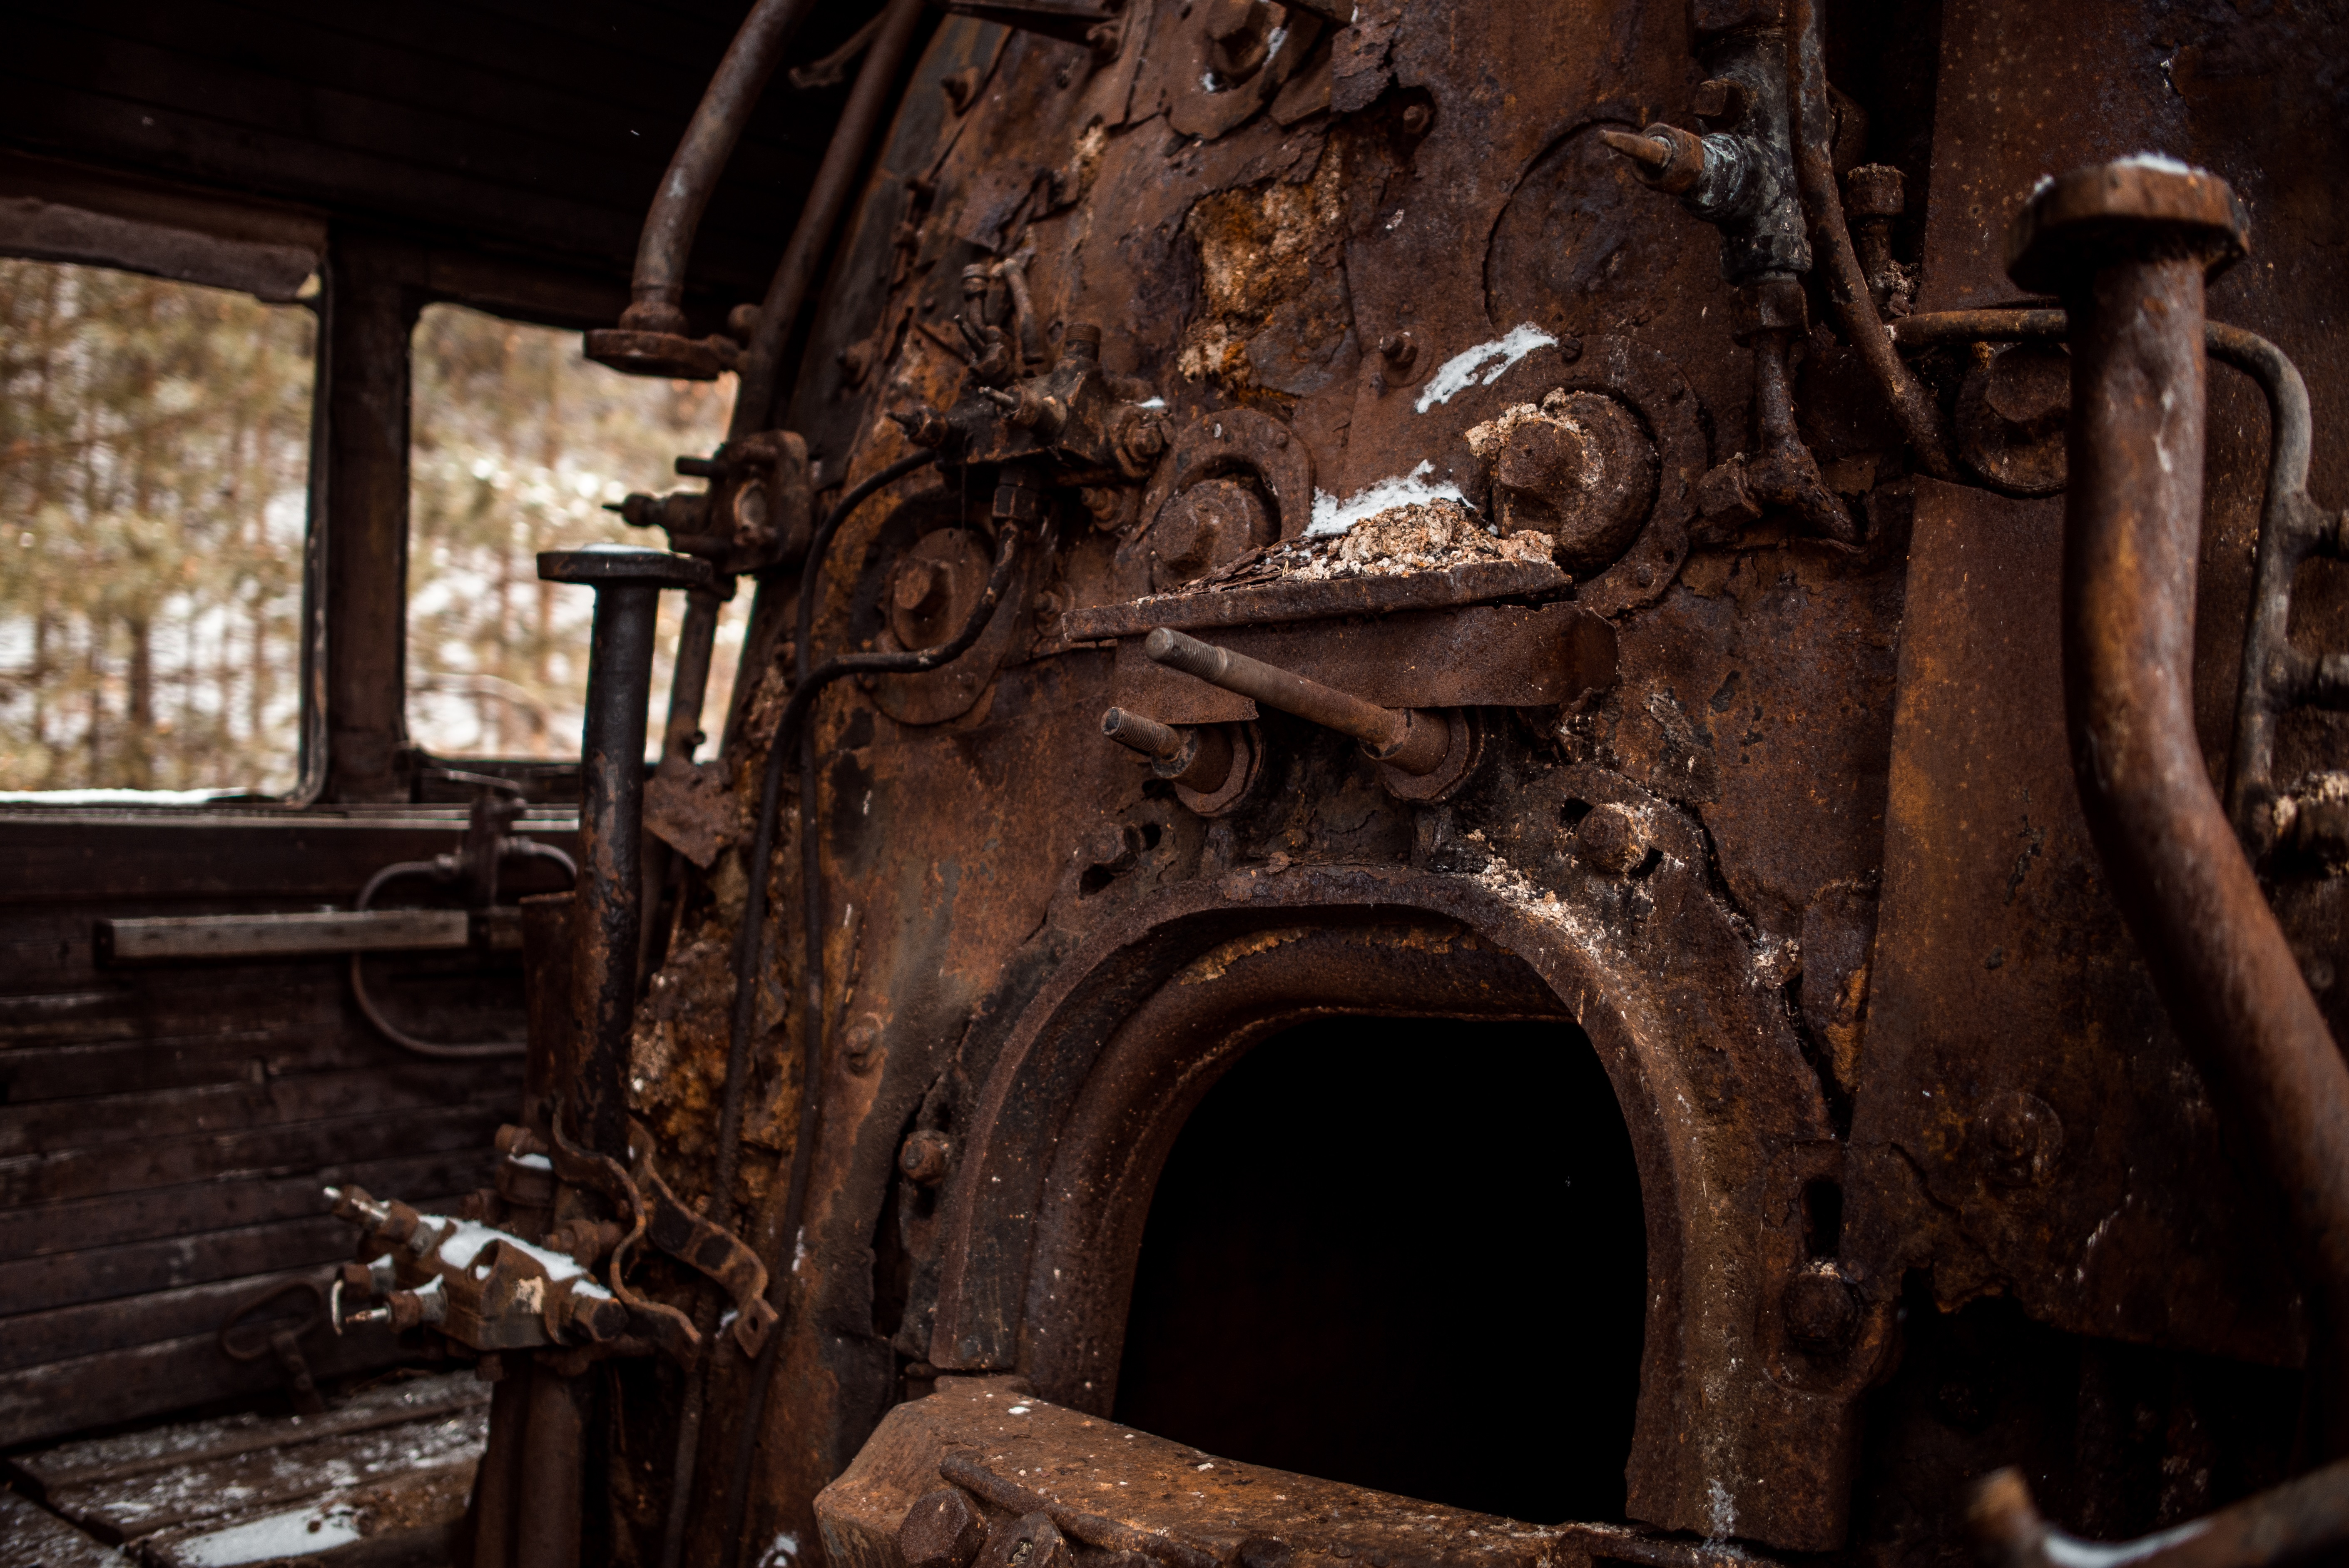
[298,2,2349,1567]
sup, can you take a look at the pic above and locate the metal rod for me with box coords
[730,0,929,437]
[2212,322,2323,854]
[1101,706,1185,760]
[2024,175,2349,1441]
[538,547,714,1157]
[515,1363,586,1568]
[1970,1457,2349,1568]
[1783,0,1957,481]
[1141,627,1453,777]
[625,0,820,334]
[660,586,728,773]
[1144,627,1406,751]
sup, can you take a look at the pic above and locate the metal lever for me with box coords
[538,545,716,1159]
[1142,627,1452,776]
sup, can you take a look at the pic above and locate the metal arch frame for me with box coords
[920,856,1866,1551]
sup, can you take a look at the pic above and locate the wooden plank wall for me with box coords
[0,813,573,1447]
[0,0,896,314]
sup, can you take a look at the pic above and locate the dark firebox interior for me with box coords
[1113,1014,1646,1525]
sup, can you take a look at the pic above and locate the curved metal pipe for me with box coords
[624,0,820,334]
[1893,305,2327,861]
[2055,243,2349,1437]
[1782,0,1957,481]
[730,0,929,438]
[2212,324,2323,854]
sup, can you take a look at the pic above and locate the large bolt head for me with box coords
[1493,418,1589,499]
[1150,479,1267,591]
[2005,157,2248,296]
[1571,801,1648,874]
[893,557,949,616]
[900,1487,988,1568]
[888,530,990,651]
[1956,344,2071,497]
[1483,392,1658,575]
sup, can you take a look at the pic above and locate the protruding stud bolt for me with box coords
[1782,1263,1861,1351]
[899,1130,953,1187]
[1572,802,1648,874]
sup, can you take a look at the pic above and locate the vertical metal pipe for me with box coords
[468,1359,534,1568]
[575,580,657,1158]
[538,547,714,1157]
[515,1363,586,1568]
[1783,0,1957,480]
[659,586,727,773]
[2017,165,2349,1439]
[730,0,929,437]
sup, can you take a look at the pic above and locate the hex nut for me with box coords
[2006,159,2249,296]
[900,1129,953,1186]
[899,1487,988,1568]
[566,1293,631,1343]
[1087,822,1142,874]
[888,530,990,651]
[977,1513,1071,1568]
[1695,458,1762,529]
[1691,78,1748,126]
[1573,802,1647,874]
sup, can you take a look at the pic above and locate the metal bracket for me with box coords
[639,1160,779,1356]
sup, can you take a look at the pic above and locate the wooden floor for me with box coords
[2,1369,487,1567]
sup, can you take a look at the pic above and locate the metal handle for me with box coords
[1141,627,1450,776]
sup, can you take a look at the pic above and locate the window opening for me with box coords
[1115,1015,1647,1524]
[406,304,737,762]
[0,259,315,800]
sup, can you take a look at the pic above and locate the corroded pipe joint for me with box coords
[1357,707,1453,778]
[1601,124,1706,196]
[2006,158,2248,298]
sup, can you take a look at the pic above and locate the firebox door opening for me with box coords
[1112,1014,1646,1525]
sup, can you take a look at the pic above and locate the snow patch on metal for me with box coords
[1305,461,1469,537]
[1415,324,1557,413]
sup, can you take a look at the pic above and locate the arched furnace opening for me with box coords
[1113,1013,1646,1524]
